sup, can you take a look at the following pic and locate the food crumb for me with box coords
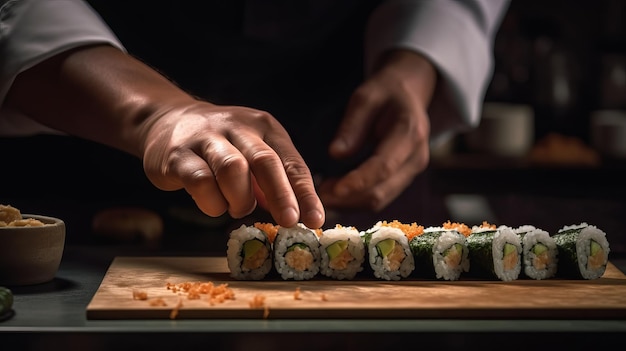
[294,287,302,300]
[132,290,148,300]
[149,297,167,307]
[320,294,328,301]
[249,294,266,308]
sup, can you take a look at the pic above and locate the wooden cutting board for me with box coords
[86,256,626,320]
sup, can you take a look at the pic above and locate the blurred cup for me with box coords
[590,109,626,159]
[465,102,535,157]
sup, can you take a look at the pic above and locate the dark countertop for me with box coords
[1,244,626,351]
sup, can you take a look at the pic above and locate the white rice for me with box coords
[319,225,365,280]
[517,226,558,280]
[431,230,470,281]
[273,224,321,280]
[575,225,610,279]
[226,224,273,280]
[492,226,522,281]
[368,226,414,281]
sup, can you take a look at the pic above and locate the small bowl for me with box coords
[0,214,66,286]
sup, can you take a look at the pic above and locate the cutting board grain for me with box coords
[86,256,626,320]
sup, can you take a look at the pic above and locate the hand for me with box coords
[5,45,324,229]
[318,49,437,211]
[140,101,325,229]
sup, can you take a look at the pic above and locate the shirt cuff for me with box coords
[365,0,508,143]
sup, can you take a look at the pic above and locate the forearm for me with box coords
[4,44,197,157]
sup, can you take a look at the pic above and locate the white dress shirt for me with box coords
[0,0,509,144]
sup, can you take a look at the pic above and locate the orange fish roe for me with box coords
[442,221,472,237]
[477,221,496,230]
[380,220,424,241]
[166,281,235,304]
[254,222,279,243]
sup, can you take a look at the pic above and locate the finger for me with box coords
[162,151,230,217]
[333,110,427,197]
[235,132,324,229]
[201,139,257,219]
[319,151,423,211]
[329,84,383,158]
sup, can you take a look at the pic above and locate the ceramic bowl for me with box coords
[0,214,66,286]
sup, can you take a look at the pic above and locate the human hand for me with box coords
[318,49,437,211]
[140,102,325,229]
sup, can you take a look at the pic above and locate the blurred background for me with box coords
[1,0,625,256]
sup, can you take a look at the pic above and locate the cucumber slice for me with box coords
[503,243,517,257]
[376,239,396,258]
[532,243,548,256]
[326,240,348,260]
[443,243,463,257]
[286,243,309,252]
[590,240,602,256]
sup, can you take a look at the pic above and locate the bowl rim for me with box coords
[0,214,65,228]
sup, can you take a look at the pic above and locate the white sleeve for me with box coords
[365,0,510,144]
[0,0,125,136]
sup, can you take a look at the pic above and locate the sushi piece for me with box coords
[226,223,276,280]
[410,222,470,281]
[466,222,522,281]
[361,220,415,281]
[553,223,610,280]
[514,225,558,280]
[273,223,321,280]
[319,224,365,280]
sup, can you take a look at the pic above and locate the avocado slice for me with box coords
[242,239,265,259]
[503,243,517,257]
[532,243,548,256]
[443,243,463,257]
[590,240,602,256]
[376,238,396,258]
[326,240,348,260]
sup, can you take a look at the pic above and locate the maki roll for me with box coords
[514,225,558,280]
[226,223,276,280]
[466,222,522,281]
[361,220,415,281]
[319,224,365,280]
[273,223,321,280]
[553,223,610,280]
[409,223,470,281]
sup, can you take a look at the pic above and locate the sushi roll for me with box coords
[226,223,276,280]
[466,222,522,281]
[361,220,415,281]
[553,223,610,280]
[319,224,365,280]
[273,223,321,280]
[514,225,558,280]
[410,223,470,281]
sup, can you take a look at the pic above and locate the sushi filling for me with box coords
[531,243,549,270]
[443,243,463,268]
[376,239,406,271]
[284,243,314,271]
[326,240,354,270]
[588,239,605,270]
[241,239,269,271]
[502,242,519,271]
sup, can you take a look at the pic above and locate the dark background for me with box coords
[1,0,625,254]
